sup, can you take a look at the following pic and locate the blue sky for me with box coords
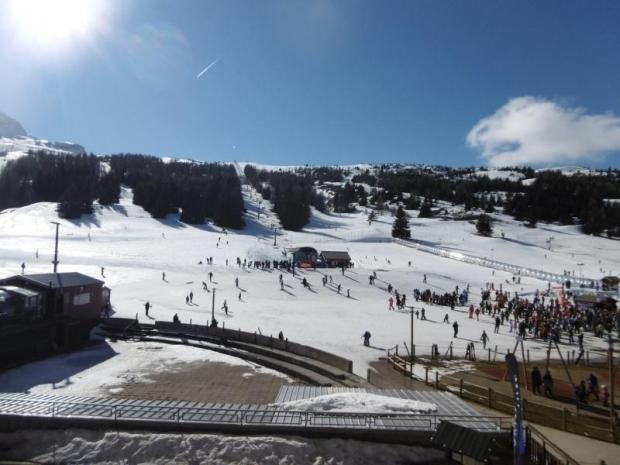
[1,0,619,168]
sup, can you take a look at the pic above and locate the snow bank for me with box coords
[0,429,446,465]
[275,392,437,414]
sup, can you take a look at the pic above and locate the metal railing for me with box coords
[0,395,511,432]
[393,238,598,288]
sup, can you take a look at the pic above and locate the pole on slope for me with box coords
[50,221,60,273]
[410,309,414,363]
[609,334,616,436]
[211,287,216,326]
[273,227,277,247]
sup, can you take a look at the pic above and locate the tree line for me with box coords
[0,151,244,228]
[0,151,116,218]
[244,164,328,230]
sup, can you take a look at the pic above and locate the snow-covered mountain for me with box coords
[0,112,85,171]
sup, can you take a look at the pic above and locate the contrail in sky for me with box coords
[196,59,219,79]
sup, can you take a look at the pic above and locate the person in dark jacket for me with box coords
[531,367,542,394]
[543,370,553,397]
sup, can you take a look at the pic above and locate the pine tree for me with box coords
[418,199,433,218]
[476,214,493,236]
[391,206,411,239]
[98,173,121,205]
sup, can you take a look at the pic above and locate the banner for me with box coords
[505,352,526,461]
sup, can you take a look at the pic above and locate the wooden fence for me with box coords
[387,352,620,445]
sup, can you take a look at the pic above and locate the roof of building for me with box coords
[320,251,352,260]
[288,247,318,254]
[2,272,104,289]
[0,285,41,297]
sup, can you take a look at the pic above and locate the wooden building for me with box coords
[0,272,107,367]
[320,250,352,268]
[0,272,105,321]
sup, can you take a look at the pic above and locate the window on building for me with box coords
[73,292,91,306]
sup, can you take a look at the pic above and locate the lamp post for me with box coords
[50,221,60,273]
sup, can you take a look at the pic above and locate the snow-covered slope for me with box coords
[0,112,85,172]
[0,185,614,378]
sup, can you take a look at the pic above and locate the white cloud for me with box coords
[466,97,620,167]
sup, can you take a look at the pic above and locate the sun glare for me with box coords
[8,0,104,54]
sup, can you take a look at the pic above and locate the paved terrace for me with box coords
[0,388,510,446]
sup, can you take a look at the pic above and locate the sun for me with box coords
[7,0,104,54]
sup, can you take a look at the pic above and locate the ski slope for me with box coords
[0,186,616,376]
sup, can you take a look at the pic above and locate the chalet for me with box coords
[320,250,352,268]
[0,272,105,321]
[0,272,107,366]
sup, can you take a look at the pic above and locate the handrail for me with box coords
[0,395,511,432]
[527,423,581,465]
[393,238,598,288]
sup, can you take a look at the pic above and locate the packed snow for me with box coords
[0,339,290,396]
[0,184,616,381]
[275,392,437,414]
[0,429,447,465]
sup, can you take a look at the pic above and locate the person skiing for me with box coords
[222,300,228,315]
[144,301,151,316]
[162,272,166,281]
[362,331,371,346]
[443,313,449,324]
[337,284,341,294]
[20,262,25,275]
[452,321,459,338]
[189,291,193,303]
[278,331,284,341]
[480,330,489,349]
[173,313,180,324]
[101,266,105,277]
[388,297,394,310]
[238,292,242,301]
[421,308,426,320]
[347,289,350,298]
[494,316,501,333]
[185,295,189,305]
[209,271,213,282]
[235,277,239,288]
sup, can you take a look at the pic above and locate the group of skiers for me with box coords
[530,366,554,397]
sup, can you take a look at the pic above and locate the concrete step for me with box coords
[145,328,369,388]
[101,325,366,387]
[225,340,370,388]
[111,332,338,387]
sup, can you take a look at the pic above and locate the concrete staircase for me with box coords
[101,319,370,388]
